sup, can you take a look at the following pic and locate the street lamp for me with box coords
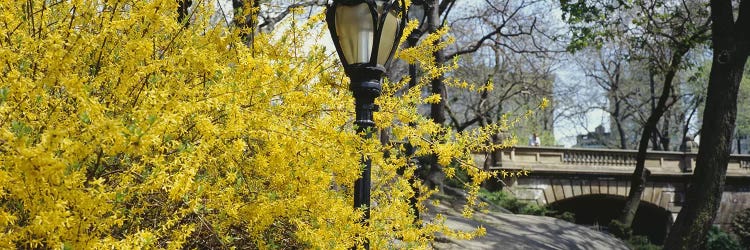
[325,0,406,247]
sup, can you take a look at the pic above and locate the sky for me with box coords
[553,63,610,148]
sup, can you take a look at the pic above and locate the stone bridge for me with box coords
[474,146,750,244]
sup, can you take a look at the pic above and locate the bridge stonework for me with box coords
[508,175,683,215]
[476,146,750,227]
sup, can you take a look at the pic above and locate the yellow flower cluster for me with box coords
[0,0,523,248]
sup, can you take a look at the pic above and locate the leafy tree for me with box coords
[705,226,742,250]
[0,0,500,248]
[664,0,750,247]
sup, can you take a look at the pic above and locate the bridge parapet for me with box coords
[476,146,750,177]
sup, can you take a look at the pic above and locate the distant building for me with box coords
[574,125,614,148]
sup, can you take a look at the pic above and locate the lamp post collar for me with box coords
[346,64,385,99]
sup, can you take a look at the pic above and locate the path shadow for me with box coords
[427,196,629,250]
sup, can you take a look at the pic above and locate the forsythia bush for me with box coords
[0,0,514,248]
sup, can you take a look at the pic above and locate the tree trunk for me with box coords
[177,0,192,24]
[618,51,686,229]
[429,50,446,123]
[664,0,749,248]
[616,119,627,149]
[488,47,502,168]
[613,100,628,149]
[401,25,423,224]
[649,70,662,151]
[679,99,699,152]
[738,136,742,154]
[232,0,259,46]
[428,0,446,125]
[612,64,627,149]
[425,0,446,190]
[661,110,671,151]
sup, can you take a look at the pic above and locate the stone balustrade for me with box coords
[476,146,750,177]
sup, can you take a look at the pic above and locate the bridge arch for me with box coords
[504,175,682,244]
[548,194,672,244]
[507,176,677,207]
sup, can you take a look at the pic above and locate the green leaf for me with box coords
[10,120,32,138]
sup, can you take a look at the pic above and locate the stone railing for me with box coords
[476,146,750,177]
[742,159,750,169]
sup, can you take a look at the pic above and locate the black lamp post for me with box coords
[325,0,406,247]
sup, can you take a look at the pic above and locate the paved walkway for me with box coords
[430,197,630,250]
